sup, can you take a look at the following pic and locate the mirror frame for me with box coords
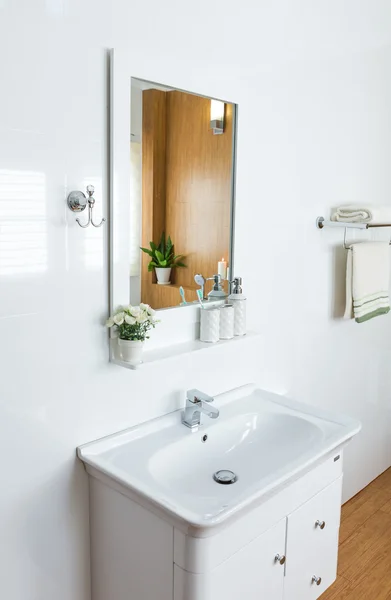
[109,49,238,351]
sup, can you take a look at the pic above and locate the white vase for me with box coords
[155,267,171,285]
[118,339,144,365]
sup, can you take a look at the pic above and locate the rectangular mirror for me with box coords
[129,77,237,311]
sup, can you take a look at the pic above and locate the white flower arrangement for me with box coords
[106,303,159,341]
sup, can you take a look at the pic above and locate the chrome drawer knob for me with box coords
[274,554,286,565]
[315,520,326,529]
[312,576,322,586]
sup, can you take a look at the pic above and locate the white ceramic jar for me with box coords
[219,304,234,339]
[200,308,220,343]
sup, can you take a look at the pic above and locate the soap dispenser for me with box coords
[228,277,247,336]
[207,274,228,305]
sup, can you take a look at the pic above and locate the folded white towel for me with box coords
[332,205,391,224]
[345,242,390,323]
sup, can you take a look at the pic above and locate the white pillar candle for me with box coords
[217,257,227,280]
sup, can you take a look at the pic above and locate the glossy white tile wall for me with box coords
[1,1,391,599]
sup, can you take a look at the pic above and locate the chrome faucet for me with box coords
[182,389,220,429]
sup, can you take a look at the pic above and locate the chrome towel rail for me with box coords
[316,217,391,230]
[316,216,391,249]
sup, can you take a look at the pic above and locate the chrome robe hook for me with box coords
[67,185,106,228]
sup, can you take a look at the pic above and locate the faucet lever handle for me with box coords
[187,389,214,404]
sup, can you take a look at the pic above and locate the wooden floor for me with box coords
[320,468,391,600]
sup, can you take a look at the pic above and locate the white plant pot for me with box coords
[155,267,172,285]
[118,339,144,365]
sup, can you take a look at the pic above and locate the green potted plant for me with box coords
[106,303,158,365]
[140,232,186,285]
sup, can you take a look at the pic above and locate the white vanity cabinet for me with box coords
[87,452,344,600]
[174,476,343,600]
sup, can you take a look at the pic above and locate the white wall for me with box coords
[1,1,391,599]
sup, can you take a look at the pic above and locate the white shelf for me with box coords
[111,331,260,370]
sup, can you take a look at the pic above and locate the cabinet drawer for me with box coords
[174,519,286,600]
[284,476,343,600]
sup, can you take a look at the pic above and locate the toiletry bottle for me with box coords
[207,274,228,305]
[228,277,246,336]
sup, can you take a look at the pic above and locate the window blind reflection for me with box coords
[0,170,47,276]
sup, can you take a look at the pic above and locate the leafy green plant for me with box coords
[140,232,186,272]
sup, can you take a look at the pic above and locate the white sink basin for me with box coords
[78,384,361,529]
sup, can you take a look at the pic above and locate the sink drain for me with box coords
[213,470,238,485]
